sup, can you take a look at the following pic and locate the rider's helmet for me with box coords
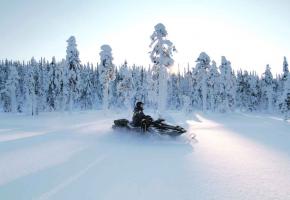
[135,101,144,111]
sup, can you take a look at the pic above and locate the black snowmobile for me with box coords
[112,117,186,137]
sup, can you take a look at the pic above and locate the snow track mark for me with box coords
[37,155,106,200]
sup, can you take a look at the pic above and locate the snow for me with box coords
[0,111,290,200]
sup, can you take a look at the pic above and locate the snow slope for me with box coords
[0,111,290,200]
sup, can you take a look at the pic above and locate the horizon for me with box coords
[0,0,289,75]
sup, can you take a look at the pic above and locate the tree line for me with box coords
[0,36,290,119]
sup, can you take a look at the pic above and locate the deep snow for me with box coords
[0,111,290,200]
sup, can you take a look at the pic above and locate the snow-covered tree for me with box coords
[278,57,290,110]
[98,45,116,111]
[38,58,47,112]
[236,70,246,110]
[15,61,26,112]
[272,75,280,111]
[117,61,133,109]
[147,65,158,109]
[149,23,176,113]
[66,36,81,111]
[195,52,210,111]
[282,56,289,81]
[24,58,38,115]
[274,57,289,110]
[141,67,150,106]
[218,56,236,112]
[60,59,69,111]
[181,66,194,112]
[92,64,102,108]
[34,58,42,115]
[261,64,274,112]
[0,60,9,111]
[248,72,261,111]
[132,65,148,107]
[167,72,181,110]
[46,57,57,111]
[53,58,64,111]
[281,74,290,120]
[4,64,19,112]
[79,64,93,110]
[207,60,220,111]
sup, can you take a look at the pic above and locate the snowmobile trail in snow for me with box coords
[37,155,107,200]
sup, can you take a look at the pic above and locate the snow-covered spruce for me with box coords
[218,56,236,112]
[194,52,211,111]
[98,44,116,111]
[261,64,274,112]
[116,61,133,109]
[149,23,176,114]
[66,36,81,112]
[281,73,290,120]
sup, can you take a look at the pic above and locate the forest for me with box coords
[0,35,290,119]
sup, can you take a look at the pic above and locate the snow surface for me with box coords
[0,111,290,200]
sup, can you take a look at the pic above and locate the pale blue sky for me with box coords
[0,0,289,75]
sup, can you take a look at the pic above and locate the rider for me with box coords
[132,101,151,131]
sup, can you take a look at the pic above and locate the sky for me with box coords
[0,0,289,75]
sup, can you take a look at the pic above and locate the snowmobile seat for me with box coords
[114,119,129,127]
[155,118,165,123]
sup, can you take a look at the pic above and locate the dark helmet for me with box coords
[136,101,143,107]
[135,101,144,111]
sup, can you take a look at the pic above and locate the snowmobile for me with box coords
[112,116,186,137]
